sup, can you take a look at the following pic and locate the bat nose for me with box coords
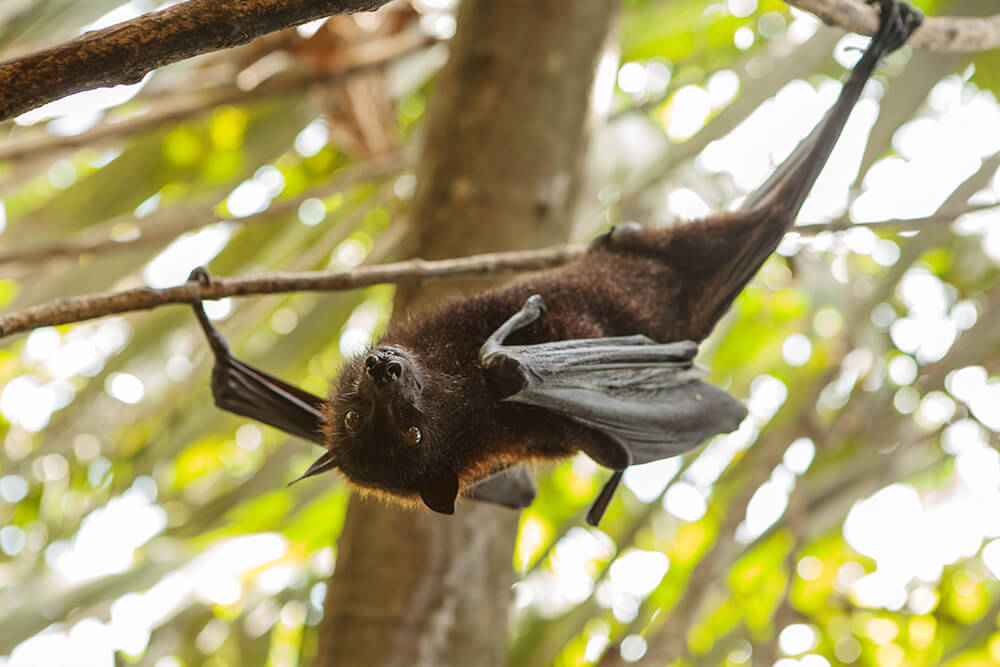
[365,352,403,387]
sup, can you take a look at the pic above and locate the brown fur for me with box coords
[321,215,781,503]
[316,0,927,507]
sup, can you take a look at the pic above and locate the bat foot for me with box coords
[188,266,212,289]
[870,0,923,53]
[187,267,214,308]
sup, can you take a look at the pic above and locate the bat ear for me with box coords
[420,469,459,515]
[288,450,338,485]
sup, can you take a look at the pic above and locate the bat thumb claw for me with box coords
[525,294,547,314]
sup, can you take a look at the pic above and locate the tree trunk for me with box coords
[315,1,619,666]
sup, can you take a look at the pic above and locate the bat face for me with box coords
[325,344,462,507]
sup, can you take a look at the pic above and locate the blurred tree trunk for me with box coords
[315,1,619,666]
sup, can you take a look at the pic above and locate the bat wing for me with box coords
[189,268,534,509]
[480,295,747,524]
[626,0,922,339]
[189,272,328,446]
[464,464,537,509]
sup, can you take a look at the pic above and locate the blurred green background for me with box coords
[1,0,1000,665]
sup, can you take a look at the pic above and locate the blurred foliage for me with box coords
[1,0,1000,666]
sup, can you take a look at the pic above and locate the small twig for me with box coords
[0,245,586,339]
[0,0,396,122]
[785,0,1000,52]
[792,203,999,235]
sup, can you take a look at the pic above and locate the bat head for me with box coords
[321,344,462,515]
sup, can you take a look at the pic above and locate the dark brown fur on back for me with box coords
[324,214,777,499]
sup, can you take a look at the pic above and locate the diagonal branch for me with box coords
[0,0,396,122]
[0,31,435,163]
[2,0,996,127]
[786,0,1000,51]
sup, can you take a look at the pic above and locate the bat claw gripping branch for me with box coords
[872,0,924,54]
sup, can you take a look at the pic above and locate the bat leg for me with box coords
[586,471,623,526]
[188,267,234,360]
[186,268,329,445]
[742,0,922,217]
[465,464,537,509]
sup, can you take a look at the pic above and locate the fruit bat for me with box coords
[187,0,921,525]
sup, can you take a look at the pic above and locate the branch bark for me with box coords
[1,0,996,130]
[1,207,993,340]
[0,31,434,163]
[0,0,396,121]
[0,245,586,340]
[786,0,1000,51]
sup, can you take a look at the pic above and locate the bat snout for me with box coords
[365,351,405,387]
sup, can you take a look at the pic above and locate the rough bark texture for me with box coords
[0,0,395,121]
[315,1,619,666]
[785,0,1000,51]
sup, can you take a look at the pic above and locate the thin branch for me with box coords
[786,0,1000,52]
[2,208,996,340]
[792,203,999,235]
[0,31,436,163]
[2,199,987,271]
[0,245,586,340]
[0,0,396,122]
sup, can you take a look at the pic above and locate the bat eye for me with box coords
[344,409,362,433]
[403,426,422,446]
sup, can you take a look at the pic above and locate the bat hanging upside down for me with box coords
[187,0,921,526]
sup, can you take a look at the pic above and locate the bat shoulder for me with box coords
[588,212,766,260]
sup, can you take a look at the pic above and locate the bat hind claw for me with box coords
[873,0,923,53]
[188,266,211,286]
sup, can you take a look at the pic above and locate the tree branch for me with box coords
[0,245,586,339]
[786,0,1000,52]
[0,31,435,163]
[792,203,999,234]
[0,0,396,122]
[1,208,995,340]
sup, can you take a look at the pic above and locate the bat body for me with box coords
[189,0,922,524]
